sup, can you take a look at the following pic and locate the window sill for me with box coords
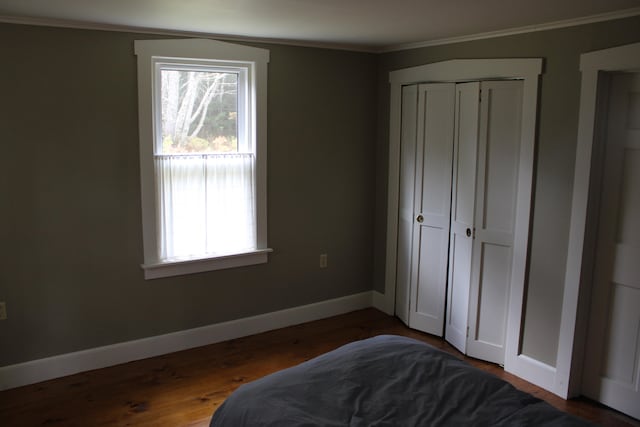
[141,248,273,280]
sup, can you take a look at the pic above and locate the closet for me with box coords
[398,79,523,366]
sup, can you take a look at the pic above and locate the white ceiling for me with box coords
[1,0,639,51]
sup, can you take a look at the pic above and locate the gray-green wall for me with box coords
[374,15,640,366]
[0,24,377,366]
[2,15,640,370]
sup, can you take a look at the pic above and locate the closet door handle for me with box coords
[416,215,424,223]
[466,228,472,237]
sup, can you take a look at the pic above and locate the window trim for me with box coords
[135,38,271,279]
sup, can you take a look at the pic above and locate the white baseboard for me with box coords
[0,291,374,391]
[372,290,394,314]
[505,353,558,395]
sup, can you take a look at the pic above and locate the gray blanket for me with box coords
[210,335,593,426]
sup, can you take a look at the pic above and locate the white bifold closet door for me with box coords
[397,83,455,334]
[446,81,523,365]
[444,82,480,353]
[400,79,523,366]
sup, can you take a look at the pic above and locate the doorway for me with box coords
[558,42,640,409]
[581,71,640,419]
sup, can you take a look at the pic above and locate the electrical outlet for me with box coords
[319,254,328,268]
[0,302,6,320]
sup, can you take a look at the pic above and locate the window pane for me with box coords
[160,69,238,154]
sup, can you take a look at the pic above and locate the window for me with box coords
[135,39,271,279]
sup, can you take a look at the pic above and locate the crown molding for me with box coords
[0,14,377,53]
[380,7,640,53]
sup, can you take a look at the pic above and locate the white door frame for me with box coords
[382,58,543,386]
[557,42,640,399]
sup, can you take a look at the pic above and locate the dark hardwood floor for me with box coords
[1,308,638,426]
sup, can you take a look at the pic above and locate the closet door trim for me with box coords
[384,58,543,389]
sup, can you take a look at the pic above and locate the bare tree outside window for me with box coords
[160,69,238,154]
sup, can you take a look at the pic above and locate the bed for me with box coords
[210,335,593,426]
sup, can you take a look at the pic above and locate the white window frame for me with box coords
[135,38,271,279]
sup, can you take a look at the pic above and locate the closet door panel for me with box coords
[395,85,419,322]
[481,83,521,233]
[475,243,511,346]
[466,80,523,365]
[445,82,480,353]
[446,233,473,350]
[416,227,448,318]
[421,106,455,220]
[407,83,456,335]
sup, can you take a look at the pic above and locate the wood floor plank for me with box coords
[1,308,638,426]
